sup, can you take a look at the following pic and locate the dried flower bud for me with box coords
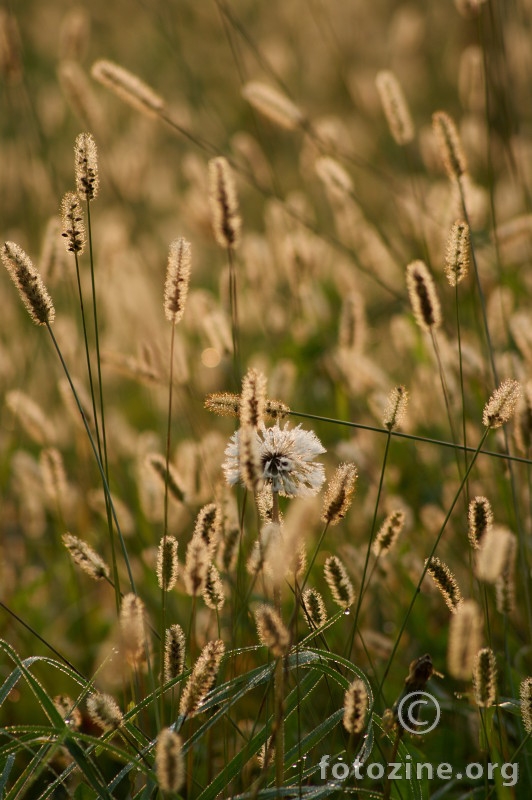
[255,604,290,657]
[75,132,99,201]
[324,555,355,608]
[86,692,123,732]
[445,220,470,287]
[164,237,192,324]
[155,728,184,792]
[432,111,467,181]
[164,624,186,682]
[61,192,86,254]
[208,157,241,249]
[91,59,165,117]
[467,496,493,550]
[179,639,225,717]
[321,463,358,525]
[382,386,408,431]
[343,678,369,734]
[240,368,267,428]
[62,533,109,580]
[156,535,179,591]
[375,70,414,145]
[242,81,304,131]
[426,556,463,612]
[482,379,521,428]
[447,599,482,680]
[406,260,441,332]
[372,510,405,556]
[473,648,497,708]
[1,241,55,325]
[302,588,327,630]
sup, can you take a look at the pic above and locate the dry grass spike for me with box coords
[2,241,55,326]
[208,156,241,249]
[375,70,414,145]
[91,58,165,117]
[164,237,192,324]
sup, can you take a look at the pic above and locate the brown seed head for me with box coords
[203,563,225,610]
[467,496,493,550]
[324,555,355,608]
[406,260,441,331]
[61,192,86,254]
[75,132,99,201]
[482,379,521,428]
[520,677,532,733]
[86,692,123,732]
[321,463,358,525]
[184,535,210,596]
[375,70,414,145]
[301,587,328,630]
[164,237,192,324]
[255,604,290,657]
[156,535,179,591]
[372,510,406,556]
[2,241,55,325]
[240,368,267,428]
[383,386,409,431]
[445,220,470,287]
[242,81,304,131]
[473,648,497,708]
[91,59,165,117]
[343,678,369,734]
[62,533,109,581]
[426,555,463,612]
[119,593,150,667]
[164,624,186,683]
[208,157,241,249]
[179,639,225,717]
[432,111,467,181]
[156,728,184,792]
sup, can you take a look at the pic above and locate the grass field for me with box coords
[1,1,532,797]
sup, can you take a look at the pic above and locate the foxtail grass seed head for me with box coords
[91,59,165,117]
[447,599,482,680]
[473,648,497,708]
[321,463,358,525]
[208,156,241,249]
[343,679,369,734]
[61,192,86,254]
[383,385,409,431]
[520,678,532,733]
[53,695,82,730]
[86,692,123,732]
[164,624,186,682]
[155,728,184,793]
[2,241,55,325]
[220,518,239,572]
[302,588,328,630]
[468,496,493,550]
[194,503,222,557]
[482,379,521,428]
[425,556,463,612]
[40,446,68,507]
[375,70,414,145]
[75,132,99,201]
[205,392,241,418]
[255,604,290,657]
[242,81,304,131]
[184,535,210,596]
[156,535,178,591]
[338,291,365,352]
[223,422,325,497]
[406,260,441,332]
[475,526,515,583]
[445,220,470,286]
[240,368,267,428]
[6,390,52,445]
[203,563,225,610]
[315,156,354,198]
[324,555,355,608]
[496,533,517,614]
[372,510,405,556]
[164,237,192,324]
[62,533,109,580]
[119,593,149,667]
[179,639,225,717]
[432,111,467,181]
[146,453,186,503]
[238,424,264,493]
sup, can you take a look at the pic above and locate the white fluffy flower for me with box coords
[223,422,326,497]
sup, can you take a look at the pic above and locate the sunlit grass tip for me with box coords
[1,241,55,325]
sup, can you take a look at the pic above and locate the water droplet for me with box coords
[344,609,350,615]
